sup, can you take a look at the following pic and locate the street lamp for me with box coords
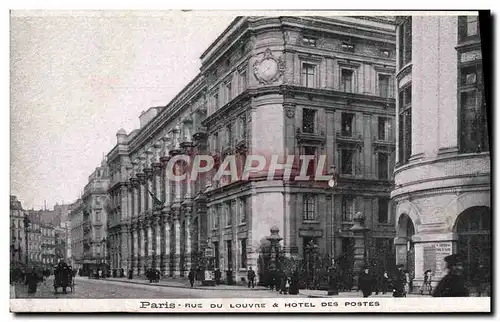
[266,227,282,288]
[350,212,371,288]
[304,240,319,289]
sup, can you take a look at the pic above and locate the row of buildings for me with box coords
[10,196,72,269]
[67,14,490,288]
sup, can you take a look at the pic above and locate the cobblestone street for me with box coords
[12,276,437,299]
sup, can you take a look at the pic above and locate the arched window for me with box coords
[455,206,491,282]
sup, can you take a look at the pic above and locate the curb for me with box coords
[84,277,270,291]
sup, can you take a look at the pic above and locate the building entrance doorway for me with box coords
[396,214,415,277]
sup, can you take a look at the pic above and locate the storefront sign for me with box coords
[434,242,453,277]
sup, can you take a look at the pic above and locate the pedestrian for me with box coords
[381,270,389,294]
[128,269,133,280]
[247,266,256,288]
[404,271,411,296]
[289,270,300,295]
[188,269,195,287]
[358,266,374,298]
[433,254,469,297]
[26,269,39,295]
[392,264,406,297]
[420,270,433,295]
[215,269,221,285]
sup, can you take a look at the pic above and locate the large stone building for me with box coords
[10,196,27,263]
[76,161,110,275]
[104,16,397,283]
[69,198,85,270]
[391,14,490,288]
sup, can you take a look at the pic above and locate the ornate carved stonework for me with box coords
[284,104,296,119]
[253,48,286,85]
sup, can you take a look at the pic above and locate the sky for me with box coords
[10,11,236,210]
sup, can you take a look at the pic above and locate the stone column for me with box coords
[147,219,153,268]
[132,227,138,275]
[140,182,146,213]
[184,208,192,272]
[134,185,139,217]
[155,217,161,270]
[147,178,153,210]
[172,207,181,277]
[138,222,144,275]
[163,216,171,276]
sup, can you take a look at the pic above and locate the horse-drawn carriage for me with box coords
[53,265,75,294]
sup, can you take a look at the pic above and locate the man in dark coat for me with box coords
[393,264,407,297]
[433,254,469,297]
[358,266,374,298]
[247,266,256,288]
[188,269,195,287]
[289,270,300,295]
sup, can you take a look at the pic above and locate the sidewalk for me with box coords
[82,276,269,291]
[300,289,432,298]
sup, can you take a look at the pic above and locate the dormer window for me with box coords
[342,42,355,53]
[303,36,317,47]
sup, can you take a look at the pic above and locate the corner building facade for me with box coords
[392,15,491,288]
[106,16,398,282]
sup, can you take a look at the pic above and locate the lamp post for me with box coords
[304,240,319,289]
[326,165,339,295]
[350,212,371,289]
[266,227,282,288]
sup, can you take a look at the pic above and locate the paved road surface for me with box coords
[13,276,301,299]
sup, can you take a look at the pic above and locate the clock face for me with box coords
[259,58,278,81]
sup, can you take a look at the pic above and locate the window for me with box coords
[301,63,316,88]
[303,194,316,221]
[226,203,232,227]
[226,240,233,269]
[398,17,412,67]
[214,93,219,110]
[378,198,389,223]
[302,108,316,134]
[378,152,389,180]
[303,36,317,47]
[239,70,247,93]
[398,84,412,164]
[239,115,247,140]
[239,197,247,223]
[95,227,101,240]
[341,148,355,175]
[342,42,355,52]
[95,211,101,222]
[342,196,355,222]
[341,69,354,93]
[341,113,355,137]
[214,206,220,229]
[459,15,480,41]
[378,74,391,98]
[213,132,219,151]
[225,81,232,103]
[240,238,247,268]
[303,146,317,177]
[225,124,233,147]
[378,117,392,141]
